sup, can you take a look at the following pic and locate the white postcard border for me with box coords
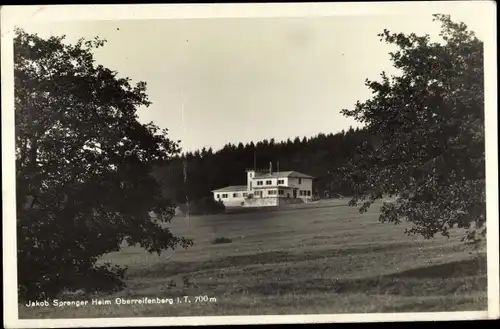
[2,2,498,328]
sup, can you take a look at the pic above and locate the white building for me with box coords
[212,163,314,208]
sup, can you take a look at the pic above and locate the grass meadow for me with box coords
[19,200,487,318]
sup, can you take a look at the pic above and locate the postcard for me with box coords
[2,2,498,328]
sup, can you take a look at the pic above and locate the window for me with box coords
[307,190,311,196]
[299,190,304,196]
[268,190,277,195]
[250,182,252,189]
[243,192,247,197]
[279,190,284,195]
[278,179,285,184]
[298,178,302,184]
[233,193,238,197]
[255,191,261,196]
[216,194,220,199]
[266,180,272,185]
[222,194,228,198]
[257,181,263,186]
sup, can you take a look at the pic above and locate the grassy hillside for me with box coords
[19,200,486,318]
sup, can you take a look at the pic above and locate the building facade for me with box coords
[212,163,314,208]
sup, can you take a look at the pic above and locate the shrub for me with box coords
[212,237,232,244]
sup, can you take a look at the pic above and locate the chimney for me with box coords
[269,161,272,174]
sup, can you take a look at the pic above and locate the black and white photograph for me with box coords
[2,2,498,327]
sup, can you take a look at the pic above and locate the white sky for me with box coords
[14,4,491,152]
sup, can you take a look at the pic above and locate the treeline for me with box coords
[152,127,371,206]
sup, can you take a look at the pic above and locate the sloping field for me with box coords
[19,200,487,318]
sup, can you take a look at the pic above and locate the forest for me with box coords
[152,126,371,207]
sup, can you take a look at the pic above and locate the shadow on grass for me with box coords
[384,254,487,279]
[127,241,417,278]
[243,255,487,298]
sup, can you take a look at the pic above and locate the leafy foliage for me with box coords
[15,29,192,301]
[341,15,485,244]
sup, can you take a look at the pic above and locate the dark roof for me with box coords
[253,171,314,179]
[211,185,248,193]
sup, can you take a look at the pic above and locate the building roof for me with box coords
[211,185,248,193]
[253,171,314,179]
